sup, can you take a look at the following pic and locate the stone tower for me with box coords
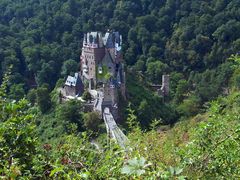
[161,75,170,96]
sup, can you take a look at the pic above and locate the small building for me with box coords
[64,73,84,97]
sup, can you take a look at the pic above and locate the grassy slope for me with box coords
[135,90,240,177]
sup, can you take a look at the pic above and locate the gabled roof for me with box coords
[103,32,110,46]
[84,31,122,50]
[65,73,79,87]
[100,50,114,66]
[103,32,122,49]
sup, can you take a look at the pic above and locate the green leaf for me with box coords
[138,157,146,167]
[50,166,64,177]
[178,176,186,180]
[128,157,139,166]
[169,166,175,175]
[136,169,145,176]
[80,172,90,179]
[175,167,183,175]
[121,166,133,175]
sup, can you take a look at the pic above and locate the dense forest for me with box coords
[1,0,240,179]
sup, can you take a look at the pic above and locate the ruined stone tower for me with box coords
[161,75,170,96]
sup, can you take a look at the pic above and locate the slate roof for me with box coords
[84,31,122,50]
[103,32,122,48]
[65,73,79,86]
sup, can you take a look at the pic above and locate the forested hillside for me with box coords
[1,0,240,87]
[1,0,240,122]
[1,58,240,178]
[1,0,240,179]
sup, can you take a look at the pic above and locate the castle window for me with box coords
[98,67,103,74]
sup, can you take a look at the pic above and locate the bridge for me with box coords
[103,107,129,149]
[92,90,129,149]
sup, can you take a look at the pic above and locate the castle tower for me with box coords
[80,32,105,89]
[80,31,125,121]
[161,75,170,96]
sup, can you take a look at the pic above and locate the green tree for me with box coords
[138,99,153,127]
[0,74,39,178]
[177,95,201,117]
[56,100,83,132]
[181,100,240,178]
[36,86,51,113]
[146,61,169,83]
[83,112,102,134]
[0,100,38,178]
[61,59,78,77]
[27,89,37,105]
[36,62,57,88]
[82,91,92,102]
[9,83,25,100]
[174,80,189,104]
[148,45,162,58]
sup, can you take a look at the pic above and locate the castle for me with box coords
[79,31,126,118]
[60,31,171,148]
